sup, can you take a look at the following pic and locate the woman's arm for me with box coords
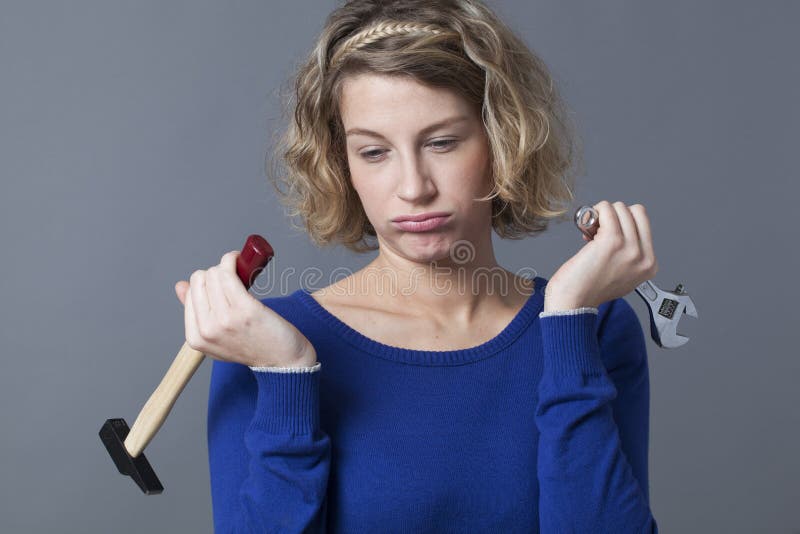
[535,297,658,533]
[208,359,331,533]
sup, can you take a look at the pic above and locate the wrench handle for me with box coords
[635,280,659,302]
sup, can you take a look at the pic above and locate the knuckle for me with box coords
[186,332,203,352]
[628,247,644,263]
[620,248,640,265]
[607,235,624,251]
[641,255,658,276]
[631,203,646,213]
[196,322,215,341]
[194,322,207,339]
[218,313,235,332]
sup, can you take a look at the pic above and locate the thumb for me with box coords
[175,280,189,306]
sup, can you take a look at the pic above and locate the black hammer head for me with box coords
[99,418,163,495]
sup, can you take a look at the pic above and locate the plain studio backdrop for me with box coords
[1,1,797,532]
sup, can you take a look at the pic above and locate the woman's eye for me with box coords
[358,139,458,163]
[429,139,457,150]
[360,149,386,161]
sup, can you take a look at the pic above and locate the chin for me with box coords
[402,237,465,266]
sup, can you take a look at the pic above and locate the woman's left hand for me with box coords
[543,201,659,312]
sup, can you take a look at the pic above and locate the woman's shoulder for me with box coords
[255,289,340,354]
[597,297,641,337]
[596,296,649,367]
[259,289,305,314]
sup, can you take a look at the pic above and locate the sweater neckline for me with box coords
[293,276,546,366]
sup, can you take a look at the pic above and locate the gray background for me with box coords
[1,1,797,532]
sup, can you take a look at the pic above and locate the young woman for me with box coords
[175,1,659,531]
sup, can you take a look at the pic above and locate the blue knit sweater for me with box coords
[207,276,658,533]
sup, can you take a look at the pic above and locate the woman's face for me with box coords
[339,73,494,265]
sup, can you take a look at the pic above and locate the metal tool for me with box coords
[573,205,697,348]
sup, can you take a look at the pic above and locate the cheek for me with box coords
[457,146,492,192]
[350,178,388,215]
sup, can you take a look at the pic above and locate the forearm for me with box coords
[208,361,330,533]
[535,305,657,533]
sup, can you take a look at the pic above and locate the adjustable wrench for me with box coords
[573,205,698,348]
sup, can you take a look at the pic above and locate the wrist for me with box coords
[542,284,593,312]
[292,344,318,367]
[249,343,317,369]
[543,301,590,313]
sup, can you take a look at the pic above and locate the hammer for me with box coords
[574,205,698,348]
[99,234,274,494]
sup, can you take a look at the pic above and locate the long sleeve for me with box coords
[208,360,331,533]
[535,297,658,533]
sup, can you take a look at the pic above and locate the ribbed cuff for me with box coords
[249,362,322,373]
[539,311,606,377]
[250,366,321,435]
[539,307,598,318]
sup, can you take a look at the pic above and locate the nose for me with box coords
[395,152,437,203]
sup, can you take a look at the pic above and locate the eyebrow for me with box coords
[345,115,471,139]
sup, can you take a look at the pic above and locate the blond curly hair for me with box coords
[267,0,583,253]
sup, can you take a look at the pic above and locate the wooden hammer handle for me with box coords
[124,235,274,458]
[124,343,204,457]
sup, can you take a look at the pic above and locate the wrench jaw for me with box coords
[643,305,689,348]
[655,306,691,349]
[682,294,698,319]
[663,294,697,348]
[635,283,697,349]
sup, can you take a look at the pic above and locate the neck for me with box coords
[360,245,533,323]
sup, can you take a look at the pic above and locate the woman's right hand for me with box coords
[174,250,317,368]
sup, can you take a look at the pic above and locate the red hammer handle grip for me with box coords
[236,234,275,290]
